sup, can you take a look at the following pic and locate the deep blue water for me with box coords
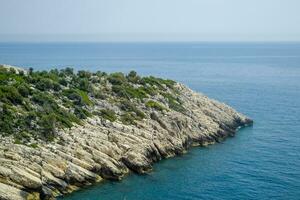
[1,42,300,200]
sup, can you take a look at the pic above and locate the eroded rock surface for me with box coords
[0,83,252,200]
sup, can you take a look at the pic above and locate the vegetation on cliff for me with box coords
[0,65,185,144]
[0,65,252,200]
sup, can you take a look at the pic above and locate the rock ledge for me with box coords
[0,81,252,200]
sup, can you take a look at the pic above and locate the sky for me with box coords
[0,0,300,42]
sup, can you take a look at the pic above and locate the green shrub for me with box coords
[77,90,93,106]
[127,70,140,83]
[13,131,32,144]
[120,100,145,119]
[29,67,34,75]
[108,72,127,85]
[39,113,56,141]
[78,78,90,91]
[74,106,91,119]
[0,104,15,135]
[9,67,16,74]
[18,84,30,97]
[24,111,37,127]
[52,82,61,91]
[95,71,107,77]
[162,93,186,113]
[14,138,22,145]
[32,92,56,107]
[63,89,93,106]
[0,86,23,105]
[19,70,24,76]
[140,86,158,96]
[78,70,92,79]
[145,100,166,111]
[63,89,82,102]
[112,85,147,99]
[29,143,38,148]
[94,90,106,99]
[99,109,117,122]
[59,78,68,86]
[120,113,136,125]
[35,78,54,91]
[60,67,74,76]
[141,76,175,89]
[0,67,179,142]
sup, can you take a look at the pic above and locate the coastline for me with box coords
[60,122,252,199]
[0,67,253,199]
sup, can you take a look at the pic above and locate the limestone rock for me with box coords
[0,82,252,199]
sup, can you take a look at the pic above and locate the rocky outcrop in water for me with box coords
[0,66,252,199]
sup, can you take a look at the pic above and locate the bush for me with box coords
[112,85,147,99]
[120,100,145,119]
[0,86,23,105]
[39,113,56,141]
[29,67,34,75]
[9,67,16,74]
[63,89,81,102]
[13,131,32,144]
[32,92,56,107]
[162,93,186,113]
[108,72,127,85]
[74,106,91,119]
[79,78,90,91]
[35,78,53,91]
[0,67,179,142]
[19,70,24,76]
[99,109,117,122]
[141,76,175,89]
[78,70,92,79]
[59,78,68,86]
[29,143,38,148]
[63,89,92,106]
[95,71,106,77]
[18,84,30,97]
[60,67,74,76]
[127,70,140,83]
[77,90,93,106]
[0,104,15,135]
[94,90,106,99]
[52,82,61,91]
[120,113,136,125]
[145,100,166,111]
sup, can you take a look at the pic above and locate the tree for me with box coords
[29,67,34,75]
[127,70,140,83]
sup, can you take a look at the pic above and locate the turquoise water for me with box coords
[1,42,300,200]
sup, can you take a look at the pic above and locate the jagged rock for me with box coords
[0,80,252,199]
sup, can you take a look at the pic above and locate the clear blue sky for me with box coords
[0,0,300,42]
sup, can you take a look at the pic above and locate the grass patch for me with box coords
[145,100,166,111]
[98,109,117,122]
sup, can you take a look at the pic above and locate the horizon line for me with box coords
[1,40,300,44]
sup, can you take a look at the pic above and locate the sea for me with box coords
[0,42,299,200]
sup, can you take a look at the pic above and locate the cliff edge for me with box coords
[0,65,253,199]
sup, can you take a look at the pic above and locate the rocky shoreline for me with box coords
[0,66,252,199]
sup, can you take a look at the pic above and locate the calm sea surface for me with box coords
[1,42,300,200]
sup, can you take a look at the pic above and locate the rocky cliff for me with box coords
[0,66,252,199]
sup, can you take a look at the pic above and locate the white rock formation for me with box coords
[0,83,252,200]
